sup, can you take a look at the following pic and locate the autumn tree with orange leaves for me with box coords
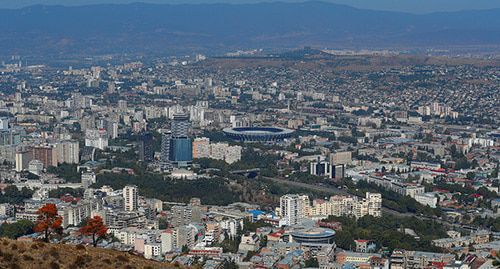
[79,216,108,247]
[34,203,63,242]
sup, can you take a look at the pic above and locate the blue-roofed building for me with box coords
[248,209,266,221]
[275,249,304,269]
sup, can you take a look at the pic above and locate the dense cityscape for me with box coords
[0,49,497,268]
[0,0,499,267]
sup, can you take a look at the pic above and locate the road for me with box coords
[261,176,477,231]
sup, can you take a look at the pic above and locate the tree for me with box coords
[158,216,169,229]
[0,220,34,239]
[34,204,63,242]
[305,257,319,267]
[79,216,108,247]
[0,185,34,204]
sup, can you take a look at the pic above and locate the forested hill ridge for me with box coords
[0,1,499,55]
[0,237,174,269]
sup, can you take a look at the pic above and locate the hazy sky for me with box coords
[1,0,499,13]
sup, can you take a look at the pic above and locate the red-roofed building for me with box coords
[267,230,285,242]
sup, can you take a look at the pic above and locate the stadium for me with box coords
[223,126,295,142]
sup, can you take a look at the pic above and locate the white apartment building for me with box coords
[161,229,176,253]
[114,228,140,245]
[144,243,161,259]
[60,200,95,228]
[123,185,138,212]
[366,176,425,198]
[308,192,382,219]
[414,193,438,208]
[279,194,310,226]
[365,192,382,217]
[15,151,31,172]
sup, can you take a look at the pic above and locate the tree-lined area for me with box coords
[94,173,240,205]
[325,215,446,252]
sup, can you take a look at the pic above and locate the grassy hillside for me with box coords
[0,238,174,269]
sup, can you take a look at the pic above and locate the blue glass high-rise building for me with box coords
[161,113,192,168]
[170,137,192,167]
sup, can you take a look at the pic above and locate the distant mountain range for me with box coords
[0,1,499,55]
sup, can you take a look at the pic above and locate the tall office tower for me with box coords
[310,158,333,178]
[170,137,192,167]
[161,131,172,164]
[123,185,138,212]
[169,113,192,167]
[279,194,310,226]
[138,132,154,162]
[171,113,191,137]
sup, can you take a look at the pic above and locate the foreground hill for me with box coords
[0,238,173,269]
[0,1,499,55]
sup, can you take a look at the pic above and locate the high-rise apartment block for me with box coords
[123,185,138,212]
[15,150,32,172]
[171,205,193,227]
[161,131,172,164]
[279,194,310,226]
[32,145,58,168]
[55,140,80,164]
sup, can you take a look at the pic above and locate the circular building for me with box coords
[223,126,294,142]
[290,227,336,246]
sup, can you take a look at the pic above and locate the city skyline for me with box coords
[0,0,498,268]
